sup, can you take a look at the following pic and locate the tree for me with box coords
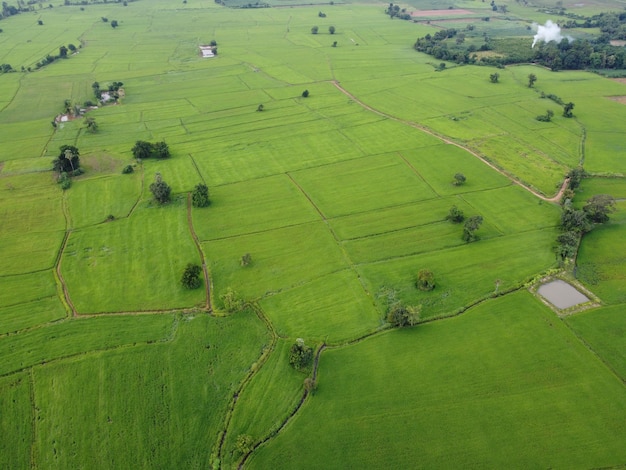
[416,269,435,291]
[583,194,615,223]
[191,183,210,207]
[489,72,499,83]
[122,164,134,174]
[111,20,118,28]
[446,205,465,223]
[329,25,335,34]
[563,102,575,117]
[68,43,76,52]
[289,338,313,371]
[220,287,244,312]
[37,19,43,25]
[149,173,171,204]
[453,173,466,186]
[181,263,202,289]
[566,166,586,191]
[311,26,318,34]
[59,45,68,58]
[303,377,317,394]
[53,145,80,173]
[528,73,537,87]
[462,215,483,242]
[302,89,309,98]
[332,41,337,47]
[536,109,554,122]
[556,231,580,259]
[84,116,98,133]
[256,104,264,112]
[153,141,170,159]
[240,253,252,267]
[132,140,153,160]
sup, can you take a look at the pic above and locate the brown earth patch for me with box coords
[611,78,626,84]
[412,8,474,17]
[610,40,626,47]
[608,95,626,104]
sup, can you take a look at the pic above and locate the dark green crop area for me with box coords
[0,0,625,468]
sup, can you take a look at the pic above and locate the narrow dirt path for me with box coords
[55,196,77,317]
[331,81,569,203]
[186,193,211,311]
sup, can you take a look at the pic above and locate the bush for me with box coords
[220,288,244,312]
[446,205,465,223]
[452,173,466,186]
[387,302,421,327]
[191,183,210,207]
[289,338,313,371]
[240,253,252,267]
[181,263,202,289]
[235,434,253,455]
[122,165,134,174]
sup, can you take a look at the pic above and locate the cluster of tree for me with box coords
[385,3,411,20]
[131,140,170,160]
[64,0,130,5]
[52,145,82,189]
[378,287,421,327]
[220,287,244,312]
[0,63,13,73]
[414,30,626,70]
[556,168,616,260]
[31,44,76,70]
[92,81,123,102]
[289,338,313,371]
[561,11,626,41]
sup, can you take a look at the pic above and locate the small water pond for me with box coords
[537,279,589,309]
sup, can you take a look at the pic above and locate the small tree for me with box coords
[453,173,466,186]
[489,72,499,83]
[304,377,317,394]
[583,194,615,224]
[536,109,554,122]
[59,45,68,58]
[311,26,319,34]
[122,165,134,174]
[289,338,313,371]
[416,269,435,291]
[111,20,118,28]
[332,41,337,47]
[256,104,264,112]
[149,173,171,205]
[446,205,465,223]
[528,73,537,88]
[191,183,210,207]
[240,253,252,267]
[181,263,202,289]
[302,89,309,98]
[563,102,575,118]
[329,25,336,34]
[462,215,483,242]
[84,116,98,133]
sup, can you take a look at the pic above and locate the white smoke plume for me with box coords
[531,20,573,48]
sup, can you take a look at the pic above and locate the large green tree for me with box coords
[462,215,483,242]
[583,194,616,223]
[149,173,171,204]
[53,145,80,173]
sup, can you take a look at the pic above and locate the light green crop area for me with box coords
[1,0,625,468]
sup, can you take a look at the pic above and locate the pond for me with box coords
[537,279,589,309]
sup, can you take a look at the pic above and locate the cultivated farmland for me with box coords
[1,0,625,468]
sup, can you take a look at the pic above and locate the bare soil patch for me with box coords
[610,40,626,47]
[608,96,626,104]
[611,78,626,85]
[412,9,474,17]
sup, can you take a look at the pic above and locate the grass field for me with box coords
[1,0,625,468]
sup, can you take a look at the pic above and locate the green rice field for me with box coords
[1,0,625,468]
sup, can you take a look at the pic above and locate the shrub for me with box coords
[220,287,244,312]
[240,253,252,267]
[236,434,253,455]
[387,303,421,327]
[452,173,466,186]
[446,205,465,223]
[122,165,134,174]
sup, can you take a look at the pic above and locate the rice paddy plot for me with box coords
[460,185,560,234]
[330,196,464,240]
[250,291,626,469]
[203,221,348,304]
[358,229,557,318]
[0,270,57,310]
[0,297,66,335]
[343,221,469,264]
[401,143,511,196]
[576,177,626,200]
[0,373,31,470]
[566,304,626,381]
[584,131,626,174]
[575,201,626,305]
[0,315,175,376]
[193,174,320,241]
[61,203,204,313]
[290,153,438,219]
[140,157,201,197]
[32,312,269,469]
[259,269,380,342]
[66,173,143,228]
[221,338,307,469]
